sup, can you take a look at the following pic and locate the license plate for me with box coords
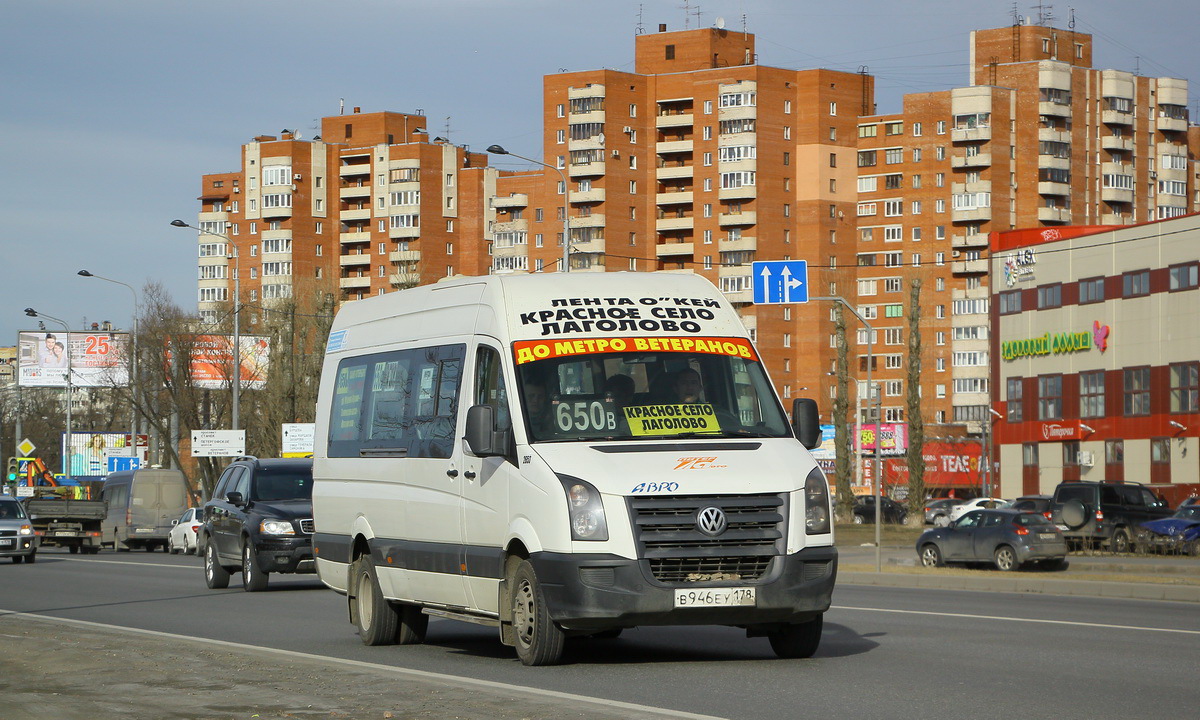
[1038,533,1057,540]
[674,587,756,608]
[56,531,77,537]
[0,539,12,547]
[134,528,153,533]
[1055,524,1069,531]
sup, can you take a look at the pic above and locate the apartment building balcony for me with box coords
[261,205,293,219]
[339,231,371,245]
[951,127,992,143]
[951,153,991,169]
[339,276,371,289]
[339,163,371,177]
[389,272,421,286]
[340,208,371,222]
[1157,197,1188,212]
[388,250,421,263]
[569,161,605,178]
[491,243,526,258]
[491,193,528,209]
[1157,140,1187,156]
[656,190,694,205]
[492,219,529,234]
[717,132,756,146]
[1038,155,1071,171]
[1037,207,1071,223]
[951,181,992,195]
[951,234,989,250]
[1101,109,1133,126]
[571,188,605,203]
[1101,187,1134,204]
[1038,128,1071,144]
[569,110,605,124]
[718,262,751,278]
[656,113,694,128]
[722,277,754,304]
[1157,115,1187,133]
[572,238,606,254]
[1100,213,1130,225]
[719,157,757,173]
[389,226,420,239]
[1038,101,1072,118]
[952,207,991,223]
[340,185,371,200]
[198,210,230,224]
[952,259,988,274]
[656,164,693,180]
[1100,135,1133,153]
[1157,164,1188,181]
[718,211,756,227]
[570,213,605,228]
[340,254,371,267]
[656,139,694,154]
[718,185,757,201]
[656,241,694,257]
[568,85,605,99]
[656,216,694,232]
[568,136,605,151]
[1038,181,1070,196]
[718,236,757,252]
[717,105,756,121]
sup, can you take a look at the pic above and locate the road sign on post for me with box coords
[752,260,808,304]
[190,430,246,457]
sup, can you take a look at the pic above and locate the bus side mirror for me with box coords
[465,405,511,457]
[791,398,821,450]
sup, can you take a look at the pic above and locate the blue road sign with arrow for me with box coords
[752,260,808,304]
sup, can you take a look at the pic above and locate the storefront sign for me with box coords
[1040,422,1080,441]
[1003,248,1036,287]
[1001,329,1093,361]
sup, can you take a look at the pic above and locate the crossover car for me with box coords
[917,509,1067,571]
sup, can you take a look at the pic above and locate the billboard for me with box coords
[17,331,130,388]
[62,431,149,480]
[883,441,985,489]
[857,422,908,455]
[168,335,270,390]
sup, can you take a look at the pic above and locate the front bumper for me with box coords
[255,536,314,573]
[529,545,837,631]
[0,536,39,556]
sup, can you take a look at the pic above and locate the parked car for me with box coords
[948,497,1005,523]
[852,495,908,524]
[200,457,314,592]
[1180,496,1200,509]
[0,496,39,563]
[1002,495,1052,517]
[1134,506,1200,556]
[924,498,959,526]
[167,507,203,555]
[1050,481,1173,553]
[916,509,1068,571]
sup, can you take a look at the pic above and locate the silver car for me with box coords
[0,496,39,563]
[916,509,1068,571]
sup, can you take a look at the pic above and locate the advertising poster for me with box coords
[172,335,270,390]
[61,431,149,480]
[17,331,130,388]
[883,441,985,489]
[857,422,908,455]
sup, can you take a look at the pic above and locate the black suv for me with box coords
[1050,481,1172,552]
[200,457,314,591]
[852,495,908,525]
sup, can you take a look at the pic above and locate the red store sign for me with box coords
[1039,422,1081,441]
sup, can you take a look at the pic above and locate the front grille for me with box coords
[299,518,315,534]
[0,529,17,537]
[628,493,786,584]
[801,560,831,582]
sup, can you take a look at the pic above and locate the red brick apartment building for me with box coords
[192,22,1195,444]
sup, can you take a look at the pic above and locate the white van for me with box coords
[312,272,835,665]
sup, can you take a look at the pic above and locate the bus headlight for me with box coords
[804,467,831,535]
[557,475,608,541]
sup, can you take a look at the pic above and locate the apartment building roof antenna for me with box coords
[635,3,644,34]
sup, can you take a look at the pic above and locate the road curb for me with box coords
[840,571,1200,603]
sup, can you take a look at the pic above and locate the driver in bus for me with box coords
[523,375,555,435]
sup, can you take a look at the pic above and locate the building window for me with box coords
[1037,283,1062,309]
[1105,439,1124,466]
[1171,362,1200,413]
[1080,370,1105,418]
[665,44,675,60]
[1123,367,1151,416]
[1006,377,1023,422]
[1063,441,1080,468]
[1150,438,1170,465]
[1079,277,1105,304]
[1123,269,1150,298]
[998,290,1022,315]
[1023,443,1038,467]
[1169,262,1199,291]
[1038,374,1062,420]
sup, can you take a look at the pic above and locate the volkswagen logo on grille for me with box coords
[696,506,728,536]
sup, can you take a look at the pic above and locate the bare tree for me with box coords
[832,304,853,521]
[905,276,926,523]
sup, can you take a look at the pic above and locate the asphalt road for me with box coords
[3,548,1198,719]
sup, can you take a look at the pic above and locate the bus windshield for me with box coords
[513,336,792,442]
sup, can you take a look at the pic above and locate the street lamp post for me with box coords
[171,219,240,430]
[486,145,571,273]
[77,270,139,449]
[25,308,72,477]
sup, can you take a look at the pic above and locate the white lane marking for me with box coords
[833,605,1200,636]
[50,557,196,570]
[0,609,726,720]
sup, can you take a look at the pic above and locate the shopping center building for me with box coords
[991,214,1200,503]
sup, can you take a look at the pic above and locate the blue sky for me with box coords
[2,0,1193,341]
